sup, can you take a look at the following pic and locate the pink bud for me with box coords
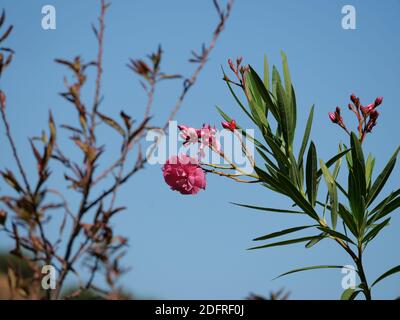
[228,58,235,72]
[221,119,237,131]
[374,96,383,106]
[335,106,341,115]
[361,103,375,115]
[328,112,337,123]
[350,94,357,103]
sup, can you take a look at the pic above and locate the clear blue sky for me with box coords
[0,0,399,299]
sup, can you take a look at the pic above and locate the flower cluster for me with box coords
[329,94,383,142]
[163,120,241,195]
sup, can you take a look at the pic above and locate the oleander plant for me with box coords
[164,53,400,300]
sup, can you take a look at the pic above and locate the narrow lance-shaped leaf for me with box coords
[368,196,400,223]
[365,153,375,191]
[320,159,338,229]
[338,204,359,238]
[231,202,305,214]
[316,149,350,178]
[368,188,400,217]
[248,65,278,118]
[274,265,345,280]
[371,265,400,287]
[305,233,325,248]
[363,217,390,244]
[317,227,355,244]
[248,235,319,250]
[306,142,317,207]
[263,54,270,91]
[298,105,314,167]
[276,80,291,148]
[253,225,317,241]
[366,147,400,206]
[271,169,320,221]
[350,132,366,196]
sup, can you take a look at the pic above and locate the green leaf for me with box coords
[261,128,291,171]
[350,132,366,196]
[281,52,296,143]
[248,66,278,121]
[341,288,360,300]
[316,149,350,178]
[305,233,325,248]
[348,172,365,232]
[272,66,282,102]
[298,105,314,166]
[317,227,355,244]
[320,159,339,229]
[274,265,344,280]
[248,236,319,250]
[338,204,358,238]
[369,196,400,223]
[368,188,400,217]
[253,225,317,241]
[366,147,400,207]
[371,265,400,287]
[280,51,292,99]
[271,169,320,221]
[365,153,375,191]
[363,217,390,244]
[306,142,318,207]
[231,202,304,214]
[275,80,291,146]
[263,54,270,91]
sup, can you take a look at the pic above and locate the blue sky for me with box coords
[0,0,399,299]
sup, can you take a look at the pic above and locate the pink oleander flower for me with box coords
[178,125,199,146]
[177,123,221,158]
[162,154,206,195]
[198,124,221,156]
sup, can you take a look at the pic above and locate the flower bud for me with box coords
[221,119,237,131]
[350,93,357,104]
[328,112,337,123]
[228,58,235,72]
[361,103,375,115]
[374,96,383,107]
